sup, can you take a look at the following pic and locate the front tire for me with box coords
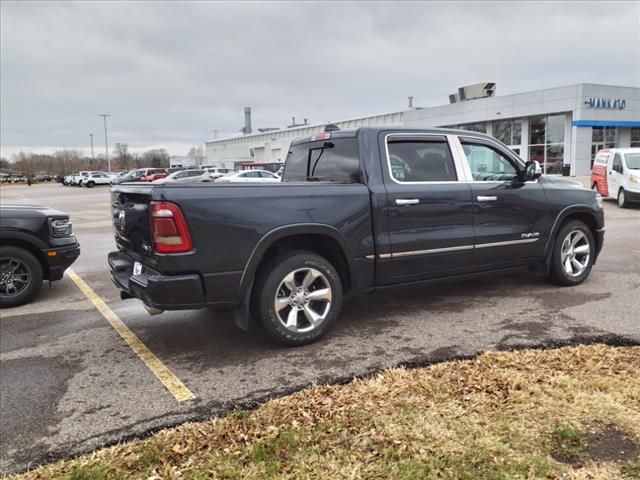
[253,251,343,346]
[549,220,595,286]
[0,246,44,308]
[618,188,628,208]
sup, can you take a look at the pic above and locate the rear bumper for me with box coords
[107,251,205,310]
[45,243,80,281]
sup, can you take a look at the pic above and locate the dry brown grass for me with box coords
[8,344,640,480]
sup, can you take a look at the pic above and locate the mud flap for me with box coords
[234,284,252,331]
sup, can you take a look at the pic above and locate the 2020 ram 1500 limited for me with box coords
[109,127,604,346]
[1,205,80,307]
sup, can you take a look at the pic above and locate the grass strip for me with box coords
[9,344,640,480]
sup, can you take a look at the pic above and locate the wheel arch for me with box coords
[237,224,354,303]
[544,206,602,259]
[0,233,49,279]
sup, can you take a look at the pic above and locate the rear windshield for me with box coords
[283,138,360,183]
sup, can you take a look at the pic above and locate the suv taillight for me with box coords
[150,201,193,253]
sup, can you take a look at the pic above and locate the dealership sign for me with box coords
[584,97,626,109]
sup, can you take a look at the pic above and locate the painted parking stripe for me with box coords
[66,268,196,402]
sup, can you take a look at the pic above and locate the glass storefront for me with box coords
[591,126,617,165]
[493,119,522,146]
[457,122,486,133]
[528,114,565,174]
[631,127,640,148]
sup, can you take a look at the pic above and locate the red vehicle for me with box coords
[139,168,167,182]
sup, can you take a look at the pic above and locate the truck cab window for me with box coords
[283,138,360,183]
[387,139,457,182]
[460,142,519,181]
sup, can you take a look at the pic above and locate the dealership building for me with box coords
[205,83,640,176]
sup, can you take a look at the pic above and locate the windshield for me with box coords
[625,153,640,169]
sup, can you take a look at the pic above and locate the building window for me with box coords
[493,119,522,146]
[591,127,618,165]
[528,114,566,174]
[458,122,486,134]
[631,128,640,148]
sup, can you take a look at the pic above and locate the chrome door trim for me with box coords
[395,198,420,206]
[475,238,539,249]
[477,195,498,202]
[371,244,474,260]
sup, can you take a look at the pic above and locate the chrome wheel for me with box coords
[560,230,590,277]
[618,189,626,208]
[0,257,33,298]
[274,267,332,333]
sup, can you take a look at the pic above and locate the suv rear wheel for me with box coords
[0,246,44,307]
[549,220,595,286]
[86,180,95,188]
[253,251,343,346]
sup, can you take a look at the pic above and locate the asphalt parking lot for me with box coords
[1,182,639,474]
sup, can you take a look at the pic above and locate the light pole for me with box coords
[89,133,95,163]
[98,114,111,173]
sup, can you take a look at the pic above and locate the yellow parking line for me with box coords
[66,268,196,402]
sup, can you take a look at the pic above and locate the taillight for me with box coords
[150,201,193,253]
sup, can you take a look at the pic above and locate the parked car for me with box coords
[82,171,113,187]
[152,169,210,184]
[110,170,134,185]
[203,167,232,180]
[110,168,165,184]
[71,171,91,186]
[591,148,640,208]
[9,173,26,183]
[0,204,80,307]
[109,127,604,346]
[215,169,280,183]
[35,175,52,182]
[63,172,78,185]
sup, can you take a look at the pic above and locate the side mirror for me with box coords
[524,160,542,180]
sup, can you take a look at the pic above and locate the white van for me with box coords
[591,148,640,208]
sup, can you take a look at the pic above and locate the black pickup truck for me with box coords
[1,205,80,307]
[109,127,604,345]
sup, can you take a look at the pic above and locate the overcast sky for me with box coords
[1,1,638,158]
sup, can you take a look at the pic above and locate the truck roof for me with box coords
[290,126,489,146]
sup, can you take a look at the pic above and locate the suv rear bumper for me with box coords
[107,251,205,310]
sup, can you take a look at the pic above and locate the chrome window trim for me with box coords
[383,133,465,185]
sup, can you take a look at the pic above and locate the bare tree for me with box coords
[113,143,133,171]
[188,146,206,167]
[142,149,170,168]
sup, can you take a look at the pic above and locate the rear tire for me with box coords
[549,220,594,286]
[86,181,95,188]
[0,246,44,308]
[253,250,343,346]
[618,188,628,208]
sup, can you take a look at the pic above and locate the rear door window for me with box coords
[283,138,360,183]
[386,137,457,182]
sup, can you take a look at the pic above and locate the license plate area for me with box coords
[133,261,143,276]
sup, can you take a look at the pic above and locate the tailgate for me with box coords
[111,183,155,256]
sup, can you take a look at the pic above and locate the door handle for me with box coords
[395,198,419,206]
[477,195,498,202]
